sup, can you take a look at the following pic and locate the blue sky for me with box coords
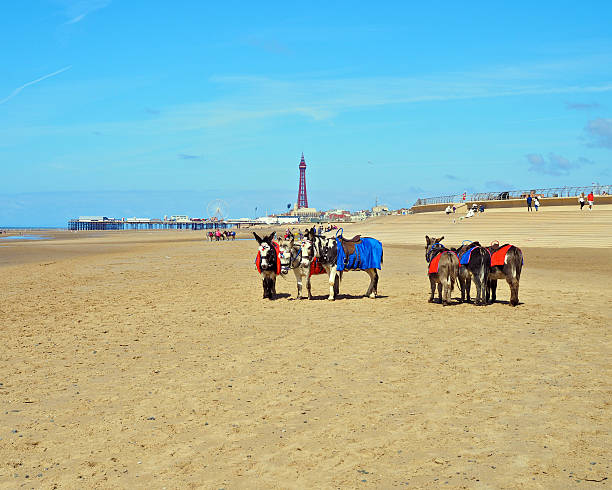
[1,1,611,225]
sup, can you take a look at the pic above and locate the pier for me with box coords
[68,217,259,231]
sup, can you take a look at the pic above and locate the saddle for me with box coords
[338,235,362,256]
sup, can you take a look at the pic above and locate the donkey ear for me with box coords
[425,235,431,244]
[253,232,262,244]
[269,231,276,241]
[439,236,444,242]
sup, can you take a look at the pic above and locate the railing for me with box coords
[413,184,611,207]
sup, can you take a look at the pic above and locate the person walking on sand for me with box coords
[526,195,533,212]
[587,191,594,211]
[579,193,586,210]
[534,196,540,212]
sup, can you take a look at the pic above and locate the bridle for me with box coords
[279,243,302,274]
[258,242,276,271]
[426,242,445,263]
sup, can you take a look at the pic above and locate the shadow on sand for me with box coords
[290,293,390,301]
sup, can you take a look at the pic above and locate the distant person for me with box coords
[534,197,540,211]
[479,204,485,213]
[445,205,452,215]
[579,193,586,210]
[465,208,475,219]
[587,191,594,210]
[452,206,456,213]
[526,195,533,212]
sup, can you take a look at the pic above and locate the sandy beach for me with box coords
[1,206,610,488]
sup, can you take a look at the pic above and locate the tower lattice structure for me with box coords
[297,153,308,208]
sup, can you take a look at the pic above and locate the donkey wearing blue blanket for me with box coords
[452,241,490,305]
[302,227,383,300]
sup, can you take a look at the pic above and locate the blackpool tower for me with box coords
[296,153,308,208]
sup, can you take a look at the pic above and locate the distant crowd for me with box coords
[208,230,236,241]
[283,224,338,240]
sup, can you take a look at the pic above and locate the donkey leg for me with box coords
[508,277,520,306]
[473,275,482,305]
[307,272,313,300]
[441,276,451,306]
[428,278,436,303]
[328,266,338,301]
[466,277,472,303]
[333,274,340,298]
[262,277,269,299]
[269,276,276,300]
[294,269,303,299]
[437,282,443,304]
[365,269,375,298]
[372,269,379,298]
[488,279,497,304]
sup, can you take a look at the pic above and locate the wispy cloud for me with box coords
[444,174,459,181]
[584,118,612,149]
[526,153,594,176]
[566,101,601,110]
[202,68,612,125]
[245,37,291,55]
[0,66,72,105]
[178,153,200,160]
[64,0,111,24]
[485,180,514,190]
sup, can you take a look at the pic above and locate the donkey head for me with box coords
[300,227,317,268]
[253,232,277,272]
[319,236,337,266]
[277,235,296,274]
[425,235,445,262]
[425,235,444,248]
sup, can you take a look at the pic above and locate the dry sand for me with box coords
[1,206,610,488]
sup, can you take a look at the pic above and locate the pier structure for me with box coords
[68,217,257,231]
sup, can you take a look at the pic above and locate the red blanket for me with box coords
[310,258,326,276]
[490,244,512,267]
[255,242,281,275]
[428,251,459,274]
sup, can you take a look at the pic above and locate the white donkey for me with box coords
[278,234,314,299]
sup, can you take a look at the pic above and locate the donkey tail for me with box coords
[449,253,459,292]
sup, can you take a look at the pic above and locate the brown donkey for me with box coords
[425,235,459,305]
[486,243,523,306]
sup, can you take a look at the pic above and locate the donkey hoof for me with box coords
[369,293,376,299]
[327,296,335,301]
[428,298,434,303]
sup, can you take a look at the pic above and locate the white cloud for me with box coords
[584,118,612,149]
[0,66,72,105]
[61,0,111,24]
[526,153,594,176]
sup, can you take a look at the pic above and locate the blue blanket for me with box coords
[336,237,383,271]
[459,246,477,266]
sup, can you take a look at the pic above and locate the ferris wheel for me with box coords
[206,199,229,221]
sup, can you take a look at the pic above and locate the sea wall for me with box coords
[410,195,612,213]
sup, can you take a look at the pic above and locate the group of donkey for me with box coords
[252,228,522,306]
[253,227,382,301]
[425,235,523,306]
